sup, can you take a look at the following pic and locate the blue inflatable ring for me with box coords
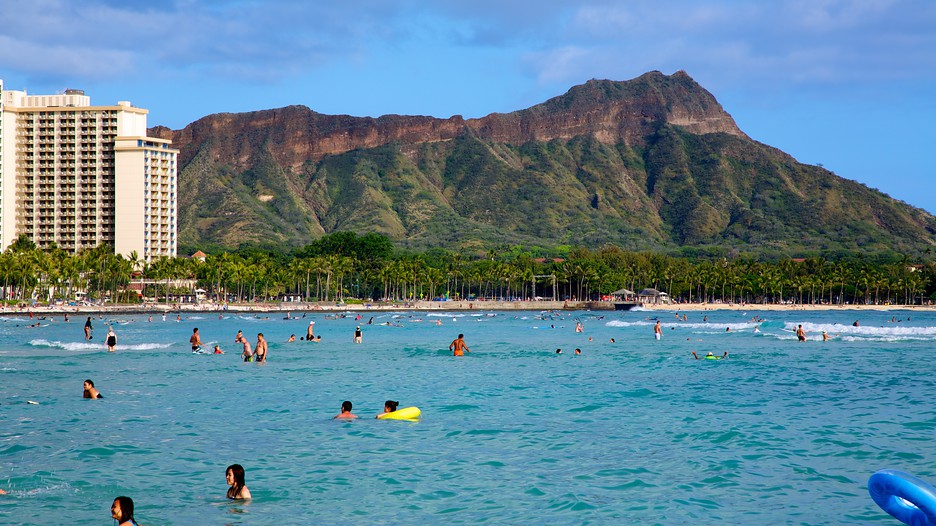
[869,469,936,526]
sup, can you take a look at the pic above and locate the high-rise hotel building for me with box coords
[0,80,178,262]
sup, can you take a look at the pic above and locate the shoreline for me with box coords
[2,300,934,316]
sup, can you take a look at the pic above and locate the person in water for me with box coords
[287,334,296,343]
[306,320,315,341]
[354,326,363,344]
[83,379,103,399]
[692,351,728,360]
[796,324,807,342]
[254,333,268,363]
[449,333,470,356]
[190,328,204,352]
[334,401,358,420]
[213,345,224,354]
[654,320,662,340]
[225,464,252,500]
[84,316,93,340]
[376,400,399,418]
[111,496,139,526]
[106,327,117,352]
[238,335,254,362]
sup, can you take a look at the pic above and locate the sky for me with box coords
[2,0,935,213]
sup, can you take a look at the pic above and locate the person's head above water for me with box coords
[384,400,399,412]
[342,401,353,412]
[111,496,135,524]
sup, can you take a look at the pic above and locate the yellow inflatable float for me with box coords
[377,406,421,421]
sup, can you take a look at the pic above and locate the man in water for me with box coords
[255,333,268,363]
[190,328,203,352]
[654,320,662,340]
[334,401,358,420]
[306,320,315,341]
[449,334,470,356]
[796,325,807,342]
[353,326,363,344]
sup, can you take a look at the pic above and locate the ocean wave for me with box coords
[28,339,172,352]
[789,322,936,339]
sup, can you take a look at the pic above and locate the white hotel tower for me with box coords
[0,80,178,262]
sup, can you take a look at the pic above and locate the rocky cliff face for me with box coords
[153,71,744,171]
[152,70,936,255]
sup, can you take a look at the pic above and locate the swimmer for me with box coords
[111,496,138,526]
[306,320,315,341]
[84,316,93,340]
[574,348,581,355]
[556,348,562,354]
[654,320,662,340]
[692,351,728,360]
[449,333,470,356]
[225,464,252,500]
[354,326,363,344]
[334,401,358,420]
[190,328,204,352]
[376,400,399,419]
[610,338,615,343]
[213,345,224,354]
[83,379,103,399]
[575,321,583,333]
[795,324,807,342]
[287,334,296,343]
[822,331,829,341]
[106,327,117,352]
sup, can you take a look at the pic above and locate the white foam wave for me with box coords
[427,313,467,318]
[28,339,172,352]
[789,322,936,339]
[605,320,761,330]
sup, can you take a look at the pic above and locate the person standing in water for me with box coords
[84,317,93,340]
[306,320,315,341]
[449,334,470,356]
[190,328,204,352]
[255,333,268,363]
[353,326,363,344]
[654,320,662,340]
[106,327,117,352]
[796,324,807,342]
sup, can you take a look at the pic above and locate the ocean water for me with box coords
[1,308,934,525]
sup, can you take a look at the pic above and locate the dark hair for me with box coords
[113,496,136,524]
[84,379,95,387]
[193,327,199,332]
[458,333,464,338]
[342,401,353,412]
[226,464,246,499]
[384,400,399,412]
[257,333,264,337]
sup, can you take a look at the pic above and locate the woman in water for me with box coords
[83,379,103,399]
[376,400,399,418]
[106,327,117,352]
[110,496,138,526]
[84,316,93,340]
[226,464,252,500]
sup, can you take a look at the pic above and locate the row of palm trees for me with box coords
[2,238,934,306]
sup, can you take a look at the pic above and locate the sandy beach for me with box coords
[3,299,933,316]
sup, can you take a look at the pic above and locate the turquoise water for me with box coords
[1,308,935,525]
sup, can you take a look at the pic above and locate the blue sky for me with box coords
[2,0,935,213]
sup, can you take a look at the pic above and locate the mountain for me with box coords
[151,70,936,257]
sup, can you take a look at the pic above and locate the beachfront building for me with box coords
[0,81,177,262]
